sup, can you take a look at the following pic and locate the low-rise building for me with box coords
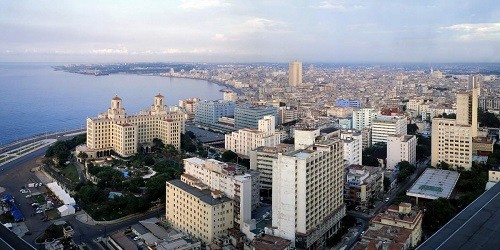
[406,168,460,205]
[345,165,384,208]
[251,234,292,250]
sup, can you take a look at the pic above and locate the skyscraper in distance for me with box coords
[289,61,302,87]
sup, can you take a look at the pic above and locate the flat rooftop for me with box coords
[167,179,232,206]
[406,169,460,200]
[417,182,500,250]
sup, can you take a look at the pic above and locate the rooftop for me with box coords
[406,168,460,200]
[417,182,500,250]
[251,235,291,250]
[167,179,232,206]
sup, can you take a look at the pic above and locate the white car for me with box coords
[25,194,32,198]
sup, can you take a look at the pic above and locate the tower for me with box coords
[151,93,168,115]
[107,95,125,119]
[288,61,302,87]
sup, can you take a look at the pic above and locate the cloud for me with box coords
[242,18,287,33]
[441,23,500,41]
[91,47,129,55]
[179,0,230,9]
[313,1,347,11]
[212,33,229,42]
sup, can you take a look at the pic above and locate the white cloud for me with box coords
[179,0,229,9]
[91,47,129,55]
[212,33,229,42]
[242,18,287,33]
[441,23,500,41]
[313,1,347,11]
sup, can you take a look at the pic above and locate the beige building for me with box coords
[407,98,425,114]
[225,115,281,157]
[249,144,293,192]
[288,61,302,87]
[345,165,384,208]
[386,134,417,170]
[266,136,345,249]
[370,203,423,248]
[431,88,479,170]
[165,179,234,244]
[223,91,238,102]
[371,115,407,145]
[83,94,185,158]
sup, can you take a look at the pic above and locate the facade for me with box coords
[327,106,354,118]
[288,61,302,87]
[234,105,278,129]
[352,108,376,131]
[225,115,281,157]
[489,166,500,183]
[340,130,362,166]
[478,96,500,111]
[223,91,238,102]
[335,99,361,108]
[386,134,417,170]
[165,179,234,244]
[407,98,425,114]
[371,116,407,145]
[278,106,298,124]
[361,128,372,149]
[431,88,479,170]
[85,94,185,158]
[370,203,423,248]
[178,97,200,119]
[183,157,259,229]
[249,144,293,191]
[267,137,345,249]
[338,118,352,129]
[194,100,235,126]
[344,165,384,207]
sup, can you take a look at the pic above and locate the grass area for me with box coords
[61,164,79,183]
[32,194,46,203]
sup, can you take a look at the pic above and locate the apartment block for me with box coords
[249,144,293,191]
[165,179,233,244]
[194,100,235,126]
[352,108,376,130]
[386,134,417,170]
[234,105,278,129]
[225,115,281,156]
[84,94,185,158]
[371,116,407,145]
[340,130,362,166]
[267,137,345,249]
[344,165,384,208]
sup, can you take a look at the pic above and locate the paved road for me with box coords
[0,129,85,155]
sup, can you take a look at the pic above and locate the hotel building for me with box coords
[267,133,345,249]
[83,94,185,158]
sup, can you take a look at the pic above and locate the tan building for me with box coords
[370,203,423,248]
[165,179,234,244]
[431,88,479,170]
[288,61,302,87]
[386,134,417,170]
[83,94,185,158]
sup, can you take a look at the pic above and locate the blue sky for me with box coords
[1,0,499,63]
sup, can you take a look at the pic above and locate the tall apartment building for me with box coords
[340,130,362,166]
[345,165,384,208]
[84,94,185,158]
[267,137,345,249]
[431,88,479,170]
[371,116,407,145]
[288,61,302,87]
[165,178,234,244]
[225,115,281,157]
[386,134,417,170]
[234,105,278,129]
[194,100,235,126]
[278,106,299,124]
[183,157,259,229]
[352,108,376,130]
[249,144,293,192]
[468,75,480,90]
[361,128,372,149]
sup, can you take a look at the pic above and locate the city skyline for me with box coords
[1,0,499,63]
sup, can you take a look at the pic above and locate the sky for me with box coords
[1,0,499,63]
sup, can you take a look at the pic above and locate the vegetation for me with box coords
[478,108,500,128]
[60,163,79,183]
[45,134,86,166]
[416,135,431,162]
[221,150,250,168]
[362,142,387,167]
[35,224,66,243]
[383,176,391,192]
[423,198,456,234]
[407,123,419,135]
[437,113,456,119]
[396,161,416,182]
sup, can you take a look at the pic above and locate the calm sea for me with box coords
[0,63,225,145]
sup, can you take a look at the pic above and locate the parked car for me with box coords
[25,194,32,198]
[385,197,390,202]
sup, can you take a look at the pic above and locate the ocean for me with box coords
[0,63,225,145]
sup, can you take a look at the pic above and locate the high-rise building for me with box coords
[371,116,407,145]
[386,134,417,170]
[194,100,235,126]
[267,136,345,249]
[468,75,480,91]
[225,115,281,156]
[352,108,376,131]
[249,144,293,192]
[83,94,185,158]
[341,130,363,166]
[234,105,278,129]
[431,88,479,170]
[288,61,302,87]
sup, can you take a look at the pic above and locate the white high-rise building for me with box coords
[267,137,345,249]
[371,116,407,145]
[225,115,281,156]
[294,128,320,150]
[352,108,376,130]
[289,61,302,87]
[386,134,417,170]
[341,130,363,166]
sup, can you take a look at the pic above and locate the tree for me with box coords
[144,155,155,166]
[396,161,416,182]
[478,108,500,128]
[436,161,450,170]
[423,198,456,233]
[221,150,238,162]
[77,152,88,162]
[152,138,165,151]
[383,176,391,191]
[407,123,419,135]
[145,173,172,202]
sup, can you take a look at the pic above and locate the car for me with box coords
[385,197,390,202]
[31,203,39,207]
[361,231,365,236]
[35,210,43,214]
[25,194,32,198]
[39,183,43,186]
[133,236,140,241]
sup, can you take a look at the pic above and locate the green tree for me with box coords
[423,198,456,233]
[145,173,172,202]
[478,108,500,128]
[144,155,155,166]
[383,176,391,191]
[407,123,419,135]
[152,138,165,151]
[436,161,450,170]
[221,150,239,162]
[396,161,416,182]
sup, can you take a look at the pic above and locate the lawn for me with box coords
[61,164,79,183]
[32,194,46,203]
